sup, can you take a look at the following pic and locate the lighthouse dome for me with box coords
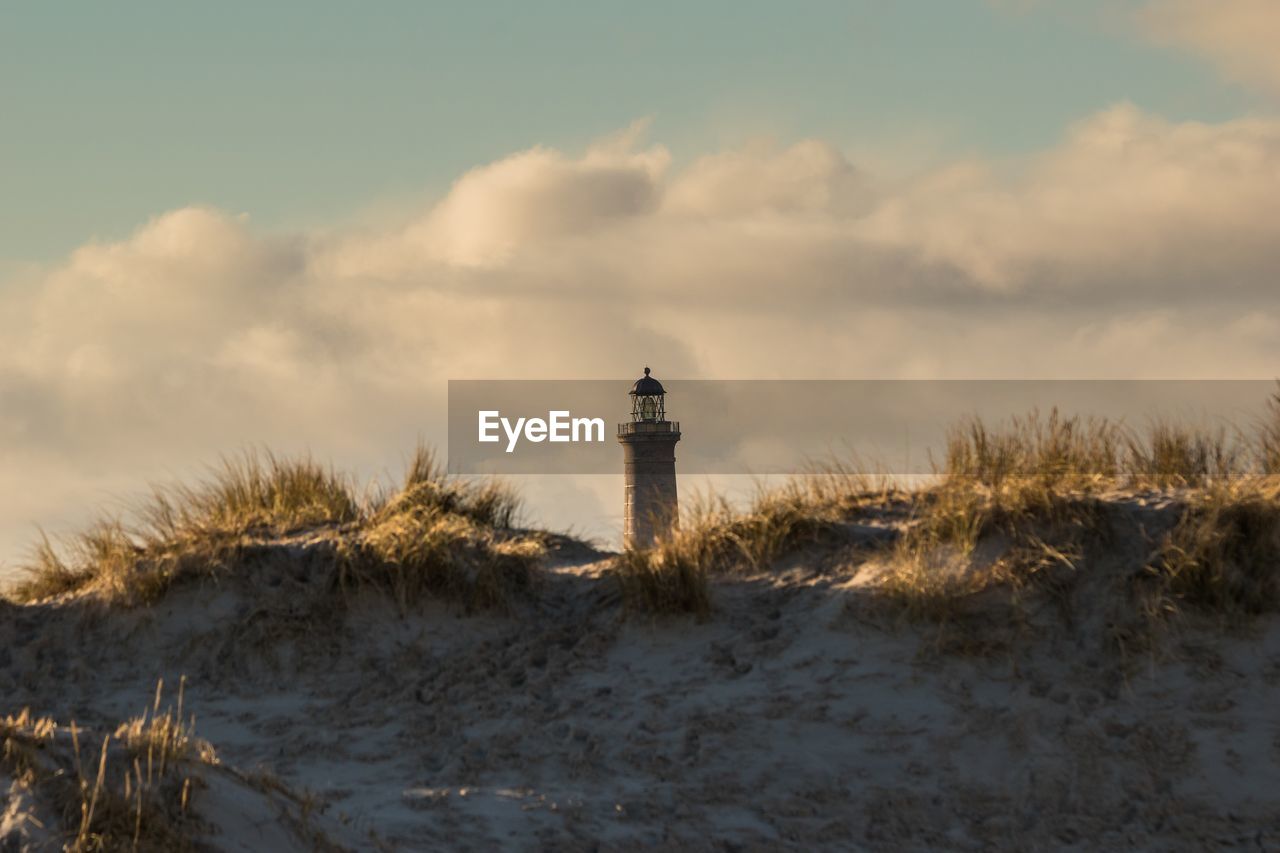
[629,367,665,396]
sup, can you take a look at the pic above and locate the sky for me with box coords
[2,0,1266,265]
[2,0,1280,574]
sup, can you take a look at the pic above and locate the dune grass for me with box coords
[1,681,217,852]
[878,402,1280,643]
[14,528,120,603]
[3,679,338,852]
[939,406,1261,492]
[940,408,1124,491]
[612,478,879,616]
[10,451,361,605]
[7,445,540,612]
[615,536,712,619]
[861,408,1127,622]
[141,452,361,542]
[889,410,1110,626]
[375,446,521,529]
[12,392,1280,635]
[1123,420,1247,488]
[338,497,541,615]
[1259,384,1280,476]
[876,470,1095,649]
[330,446,540,613]
[877,536,1083,655]
[1148,480,1280,618]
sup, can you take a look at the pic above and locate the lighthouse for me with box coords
[617,367,681,548]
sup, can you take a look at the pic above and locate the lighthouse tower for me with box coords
[617,367,681,548]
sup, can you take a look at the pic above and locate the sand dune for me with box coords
[3,493,1280,850]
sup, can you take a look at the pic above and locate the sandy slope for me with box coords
[3,505,1280,851]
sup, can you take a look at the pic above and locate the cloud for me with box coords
[664,139,872,218]
[4,105,1280,568]
[859,103,1280,294]
[328,120,670,272]
[1138,0,1280,95]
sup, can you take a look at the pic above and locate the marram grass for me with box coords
[10,390,1280,636]
[8,445,539,612]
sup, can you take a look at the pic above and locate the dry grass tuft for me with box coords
[333,444,540,613]
[696,486,843,571]
[379,445,522,529]
[144,451,360,541]
[13,529,104,602]
[1,708,59,783]
[1258,383,1280,476]
[7,444,542,615]
[878,400,1280,650]
[114,677,218,771]
[1,680,217,852]
[880,536,1081,630]
[613,477,863,617]
[11,450,359,605]
[1123,420,1245,488]
[874,409,1122,645]
[791,454,897,515]
[942,408,1123,491]
[875,481,1091,647]
[338,509,543,614]
[1148,480,1280,617]
[615,533,713,619]
[942,407,1258,490]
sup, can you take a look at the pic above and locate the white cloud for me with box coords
[1138,0,1280,95]
[328,121,670,272]
[3,105,1280,568]
[665,139,872,218]
[858,103,1280,293]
